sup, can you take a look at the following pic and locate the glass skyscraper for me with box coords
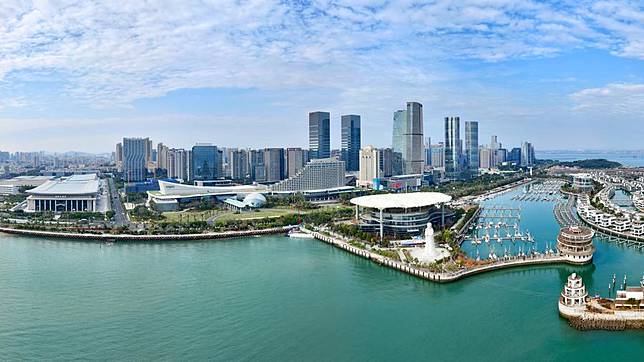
[341,114,361,171]
[464,121,479,179]
[392,103,423,175]
[191,144,222,181]
[444,116,461,180]
[392,110,405,155]
[309,111,330,159]
[403,102,424,174]
[123,137,148,182]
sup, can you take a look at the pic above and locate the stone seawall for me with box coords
[309,229,567,284]
[568,315,644,331]
[0,225,297,242]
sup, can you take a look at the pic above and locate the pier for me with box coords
[308,228,568,284]
[554,195,581,227]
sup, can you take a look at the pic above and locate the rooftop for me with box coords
[26,174,99,196]
[350,192,452,209]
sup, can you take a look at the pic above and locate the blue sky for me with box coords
[0,0,643,153]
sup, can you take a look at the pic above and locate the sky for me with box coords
[0,0,643,153]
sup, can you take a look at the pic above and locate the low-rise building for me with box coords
[25,174,100,213]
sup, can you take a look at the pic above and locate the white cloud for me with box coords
[570,83,644,114]
[0,0,641,108]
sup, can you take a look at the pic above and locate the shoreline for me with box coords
[309,228,568,283]
[0,225,298,242]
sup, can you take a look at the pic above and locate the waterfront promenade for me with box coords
[0,225,297,242]
[308,228,567,283]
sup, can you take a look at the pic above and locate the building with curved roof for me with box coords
[350,192,452,240]
[25,174,100,212]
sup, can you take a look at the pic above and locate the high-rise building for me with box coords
[167,148,189,180]
[496,148,507,165]
[231,149,249,180]
[379,148,403,177]
[464,121,479,179]
[508,148,522,165]
[271,158,346,192]
[123,137,148,182]
[286,148,305,178]
[341,115,361,171]
[431,143,445,169]
[264,148,285,183]
[249,149,266,182]
[309,111,330,159]
[403,102,424,174]
[115,142,123,172]
[358,146,381,187]
[157,143,169,172]
[521,142,535,167]
[424,137,432,166]
[479,147,493,169]
[392,110,406,155]
[444,116,461,180]
[191,144,222,181]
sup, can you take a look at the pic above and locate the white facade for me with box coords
[358,146,381,187]
[271,158,345,192]
[25,174,100,213]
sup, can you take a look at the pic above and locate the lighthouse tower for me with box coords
[558,273,588,318]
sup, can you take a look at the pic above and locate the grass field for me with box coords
[162,207,309,223]
[213,208,301,222]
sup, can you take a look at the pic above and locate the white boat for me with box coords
[288,231,315,239]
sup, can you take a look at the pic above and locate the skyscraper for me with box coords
[191,144,222,181]
[431,143,445,169]
[230,149,249,180]
[341,115,361,171]
[249,149,265,182]
[286,148,305,178]
[309,111,330,159]
[464,121,479,179]
[264,148,286,183]
[402,102,424,174]
[115,142,123,172]
[392,110,405,155]
[444,117,461,180]
[521,142,535,167]
[123,137,148,182]
[358,145,381,187]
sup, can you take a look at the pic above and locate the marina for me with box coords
[1,178,644,360]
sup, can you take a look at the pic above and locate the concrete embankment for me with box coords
[567,314,644,331]
[309,230,567,283]
[0,225,297,242]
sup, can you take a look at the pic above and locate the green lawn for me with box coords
[214,208,303,222]
[162,207,307,223]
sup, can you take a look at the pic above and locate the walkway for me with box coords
[308,228,568,283]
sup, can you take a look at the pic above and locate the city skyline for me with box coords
[1,1,644,152]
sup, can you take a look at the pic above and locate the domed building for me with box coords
[243,193,267,208]
[557,226,595,265]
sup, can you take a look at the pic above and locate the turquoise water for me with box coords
[537,151,644,167]
[1,190,643,360]
[462,184,563,259]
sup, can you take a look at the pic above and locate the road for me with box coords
[107,178,129,227]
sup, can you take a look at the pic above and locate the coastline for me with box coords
[309,228,568,283]
[0,225,298,242]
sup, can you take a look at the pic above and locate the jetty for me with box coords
[308,228,568,284]
[559,273,644,331]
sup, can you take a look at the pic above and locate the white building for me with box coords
[25,174,100,213]
[271,158,345,192]
[358,145,381,188]
[571,173,594,192]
